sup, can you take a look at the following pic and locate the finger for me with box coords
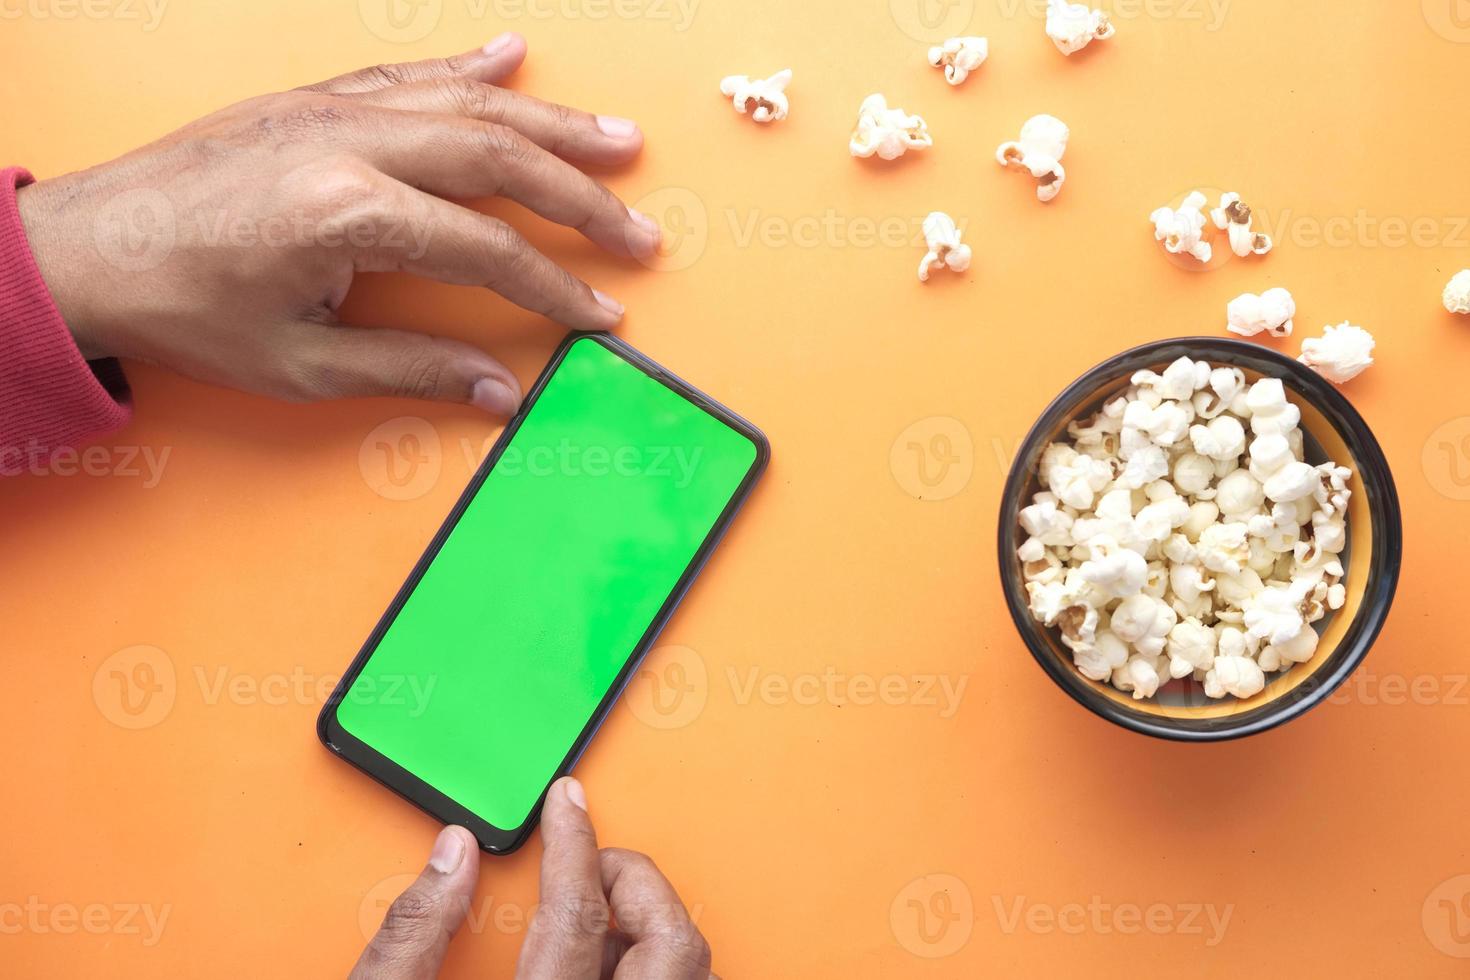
[346,79,644,167]
[350,109,661,260]
[301,33,527,95]
[279,319,523,415]
[350,826,480,980]
[599,848,711,980]
[351,178,625,332]
[516,778,608,980]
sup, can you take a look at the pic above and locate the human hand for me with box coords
[351,778,714,979]
[15,34,660,417]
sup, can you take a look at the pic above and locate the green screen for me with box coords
[337,337,758,830]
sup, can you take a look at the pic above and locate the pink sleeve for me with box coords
[1,166,132,472]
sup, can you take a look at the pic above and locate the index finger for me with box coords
[516,778,609,980]
[300,33,527,94]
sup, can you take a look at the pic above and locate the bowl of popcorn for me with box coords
[999,338,1401,740]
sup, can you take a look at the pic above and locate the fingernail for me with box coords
[429,827,466,874]
[471,377,520,417]
[482,32,518,56]
[596,115,639,139]
[563,778,588,812]
[627,206,662,243]
[592,290,625,319]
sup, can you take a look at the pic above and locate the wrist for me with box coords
[14,176,108,360]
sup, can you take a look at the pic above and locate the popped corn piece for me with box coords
[1047,452,1113,510]
[1166,617,1217,679]
[1248,431,1294,482]
[1197,522,1251,575]
[1243,580,1312,647]
[1045,0,1115,56]
[1115,655,1163,700]
[1115,444,1169,490]
[1057,603,1100,652]
[1205,655,1266,699]
[1151,191,1212,263]
[719,70,792,123]
[917,212,972,282]
[1189,415,1246,461]
[1193,366,1248,419]
[1133,356,1211,401]
[1227,288,1296,338]
[1026,576,1090,627]
[1182,501,1219,541]
[1216,469,1265,518]
[1243,378,1301,436]
[1017,537,1047,564]
[1210,193,1273,257]
[928,36,989,85]
[997,114,1069,202]
[1110,594,1176,658]
[1018,495,1075,545]
[1263,461,1318,504]
[1445,270,1470,315]
[1079,535,1148,599]
[1215,624,1256,660]
[1169,562,1216,605]
[1135,495,1190,542]
[1074,629,1129,682]
[850,95,932,160]
[1173,453,1215,496]
[1124,397,1192,446]
[1215,568,1265,608]
[1299,322,1375,384]
[1260,622,1319,670]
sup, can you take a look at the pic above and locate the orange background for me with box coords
[4,0,1470,975]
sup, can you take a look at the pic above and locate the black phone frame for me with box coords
[317,332,770,854]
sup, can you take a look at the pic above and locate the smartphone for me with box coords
[318,333,768,853]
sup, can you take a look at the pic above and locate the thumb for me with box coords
[285,321,523,416]
[351,826,482,980]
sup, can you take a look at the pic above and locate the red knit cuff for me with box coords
[0,166,132,469]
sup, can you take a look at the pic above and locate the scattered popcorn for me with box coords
[1443,270,1470,315]
[1299,323,1375,384]
[850,94,932,160]
[928,36,989,86]
[917,212,972,282]
[1227,288,1296,338]
[997,114,1069,203]
[1045,0,1115,56]
[718,69,792,124]
[1017,357,1355,701]
[1151,191,1212,264]
[1210,193,1273,257]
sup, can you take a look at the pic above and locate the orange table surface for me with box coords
[4,1,1470,976]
